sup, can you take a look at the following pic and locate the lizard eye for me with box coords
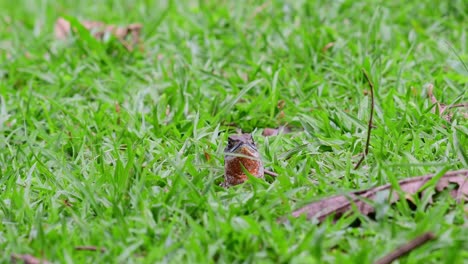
[227,137,234,148]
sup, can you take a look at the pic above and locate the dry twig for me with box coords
[75,246,107,253]
[265,169,279,177]
[354,69,375,170]
[10,254,51,264]
[375,232,436,264]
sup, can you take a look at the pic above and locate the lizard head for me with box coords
[224,133,259,159]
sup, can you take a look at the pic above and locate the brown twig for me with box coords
[375,232,436,264]
[75,246,107,253]
[10,254,51,264]
[264,169,278,177]
[354,69,375,170]
[449,102,468,108]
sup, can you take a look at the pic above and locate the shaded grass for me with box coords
[0,0,467,263]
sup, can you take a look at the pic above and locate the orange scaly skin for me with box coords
[222,133,264,187]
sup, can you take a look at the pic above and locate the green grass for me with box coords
[1,0,467,263]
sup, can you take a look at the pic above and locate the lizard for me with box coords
[221,133,277,187]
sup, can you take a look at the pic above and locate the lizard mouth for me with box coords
[228,142,257,154]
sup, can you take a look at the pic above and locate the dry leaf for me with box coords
[11,254,51,264]
[115,102,121,125]
[291,170,468,222]
[204,150,211,162]
[427,84,450,121]
[277,100,286,109]
[250,2,270,19]
[277,110,285,119]
[54,18,71,40]
[322,42,335,53]
[427,84,468,121]
[54,17,142,51]
[262,126,292,137]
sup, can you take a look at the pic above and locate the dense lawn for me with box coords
[1,0,467,263]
